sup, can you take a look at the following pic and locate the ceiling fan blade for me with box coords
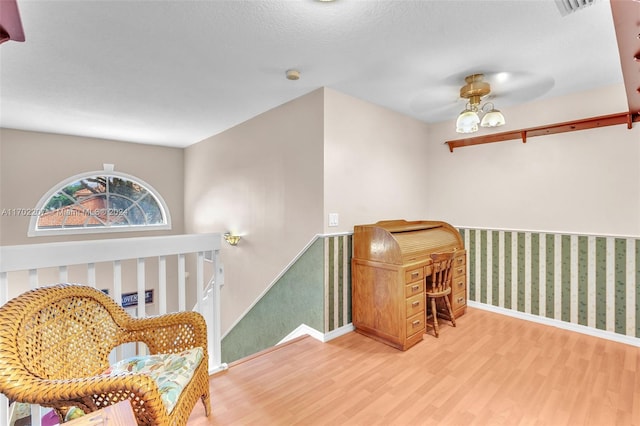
[409,86,460,115]
[483,72,555,104]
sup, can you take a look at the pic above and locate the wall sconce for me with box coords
[223,233,241,246]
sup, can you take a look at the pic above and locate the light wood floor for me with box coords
[187,307,640,425]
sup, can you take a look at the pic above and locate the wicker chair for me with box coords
[0,283,211,425]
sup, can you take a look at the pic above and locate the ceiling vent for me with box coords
[555,0,598,16]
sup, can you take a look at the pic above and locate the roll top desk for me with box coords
[352,219,467,350]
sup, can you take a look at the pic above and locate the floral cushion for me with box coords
[101,347,204,415]
[65,406,86,421]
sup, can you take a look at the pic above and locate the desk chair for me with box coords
[426,251,457,337]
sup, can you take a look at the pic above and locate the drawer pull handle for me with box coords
[412,320,421,326]
[457,297,465,303]
[411,285,420,291]
[411,271,420,278]
[457,268,464,274]
[412,301,420,307]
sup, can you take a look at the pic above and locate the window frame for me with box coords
[28,170,172,237]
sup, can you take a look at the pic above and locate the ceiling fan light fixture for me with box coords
[480,107,506,128]
[454,74,506,133]
[456,109,480,133]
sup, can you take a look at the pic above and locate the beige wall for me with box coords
[184,88,437,334]
[323,88,432,233]
[183,89,325,333]
[0,129,185,245]
[426,84,640,236]
[0,129,187,305]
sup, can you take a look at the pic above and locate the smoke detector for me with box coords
[286,69,300,81]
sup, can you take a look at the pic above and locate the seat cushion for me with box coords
[101,347,204,415]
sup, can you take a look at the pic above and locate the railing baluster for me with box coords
[158,255,167,315]
[113,260,122,304]
[58,265,68,283]
[87,263,96,287]
[211,250,224,371]
[30,404,42,426]
[29,269,38,288]
[136,258,145,319]
[197,252,204,314]
[0,395,8,426]
[113,260,123,362]
[178,254,186,312]
[136,258,146,356]
[0,272,7,306]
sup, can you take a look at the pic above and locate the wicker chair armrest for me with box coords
[2,373,161,408]
[123,310,208,355]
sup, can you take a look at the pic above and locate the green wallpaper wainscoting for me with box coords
[325,234,352,334]
[460,228,640,340]
[221,234,352,364]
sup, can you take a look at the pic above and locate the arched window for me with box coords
[29,167,171,236]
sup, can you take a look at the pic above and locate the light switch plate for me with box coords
[328,213,339,227]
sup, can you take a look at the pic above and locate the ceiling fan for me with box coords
[409,70,555,130]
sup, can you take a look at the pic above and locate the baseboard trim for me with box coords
[209,363,229,376]
[278,324,325,344]
[322,323,355,342]
[468,301,640,348]
[278,322,355,345]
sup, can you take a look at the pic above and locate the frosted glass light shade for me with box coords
[456,110,480,133]
[480,109,505,127]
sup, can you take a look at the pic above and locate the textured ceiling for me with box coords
[0,0,625,147]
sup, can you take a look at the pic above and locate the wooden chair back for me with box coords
[426,251,455,295]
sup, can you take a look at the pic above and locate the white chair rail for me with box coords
[0,233,224,426]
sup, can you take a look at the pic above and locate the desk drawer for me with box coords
[406,312,424,337]
[453,252,466,267]
[406,293,424,317]
[405,280,424,298]
[452,276,466,295]
[405,267,424,283]
[452,264,465,278]
[452,293,466,311]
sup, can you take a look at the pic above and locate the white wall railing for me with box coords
[0,233,225,426]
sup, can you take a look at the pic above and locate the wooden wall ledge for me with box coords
[445,112,639,152]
